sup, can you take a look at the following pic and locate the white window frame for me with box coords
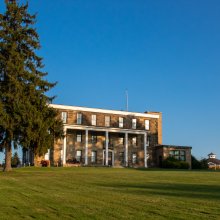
[91,134,97,144]
[119,137,124,145]
[44,149,50,160]
[132,119,137,129]
[105,116,110,127]
[119,117,124,128]
[132,153,137,164]
[77,113,82,125]
[61,112,67,123]
[76,150,82,162]
[91,115,97,126]
[91,151,97,163]
[145,120,150,130]
[132,137,137,146]
[76,133,82,143]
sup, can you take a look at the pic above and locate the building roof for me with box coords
[50,104,161,119]
[208,152,216,156]
[207,158,220,165]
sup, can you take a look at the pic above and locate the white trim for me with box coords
[63,128,67,165]
[50,104,160,119]
[125,133,128,167]
[64,125,147,135]
[105,131,109,166]
[85,129,88,165]
[144,133,147,168]
[103,149,114,167]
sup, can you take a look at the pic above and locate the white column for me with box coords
[63,127,67,166]
[85,129,88,166]
[105,131,109,166]
[144,132,147,168]
[125,132,128,167]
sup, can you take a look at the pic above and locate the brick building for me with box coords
[23,104,192,168]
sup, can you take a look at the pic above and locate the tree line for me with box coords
[0,0,64,171]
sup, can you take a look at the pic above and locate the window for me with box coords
[132,137,137,146]
[91,115,96,126]
[169,150,186,161]
[132,119,137,129]
[105,116,110,127]
[76,150,82,162]
[44,149,50,160]
[61,112,67,123]
[91,151,97,163]
[77,113,82,125]
[119,117,123,128]
[91,135,97,144]
[119,137,124,145]
[76,132,82,142]
[119,152,124,164]
[145,120,150,130]
[132,153,137,164]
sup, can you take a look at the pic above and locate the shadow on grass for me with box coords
[134,168,220,172]
[96,181,220,201]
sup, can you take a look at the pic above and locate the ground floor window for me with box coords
[132,137,137,146]
[91,135,97,144]
[169,150,186,161]
[132,153,137,164]
[91,151,97,163]
[76,132,82,143]
[119,152,124,165]
[76,150,82,162]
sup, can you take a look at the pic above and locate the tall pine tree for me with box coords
[0,1,63,171]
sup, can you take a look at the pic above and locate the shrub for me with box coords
[163,157,189,169]
[66,159,80,164]
[191,155,208,169]
[41,160,50,167]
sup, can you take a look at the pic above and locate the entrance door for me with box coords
[103,150,114,166]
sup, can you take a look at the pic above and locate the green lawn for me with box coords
[0,168,220,220]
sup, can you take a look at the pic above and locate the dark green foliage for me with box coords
[200,158,209,169]
[11,152,21,167]
[163,157,190,169]
[0,1,64,171]
[191,155,201,169]
[191,155,209,169]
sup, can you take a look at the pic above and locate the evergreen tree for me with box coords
[0,1,64,171]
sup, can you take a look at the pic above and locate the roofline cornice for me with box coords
[49,104,160,119]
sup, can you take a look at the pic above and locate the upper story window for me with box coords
[132,119,137,129]
[145,120,150,130]
[61,112,67,123]
[77,113,82,125]
[105,116,110,127]
[119,117,124,128]
[91,115,97,126]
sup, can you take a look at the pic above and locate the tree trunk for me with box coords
[3,142,12,172]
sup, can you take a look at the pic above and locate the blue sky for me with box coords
[0,0,220,162]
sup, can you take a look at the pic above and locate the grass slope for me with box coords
[0,168,220,220]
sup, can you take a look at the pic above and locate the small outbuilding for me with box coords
[155,145,192,169]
